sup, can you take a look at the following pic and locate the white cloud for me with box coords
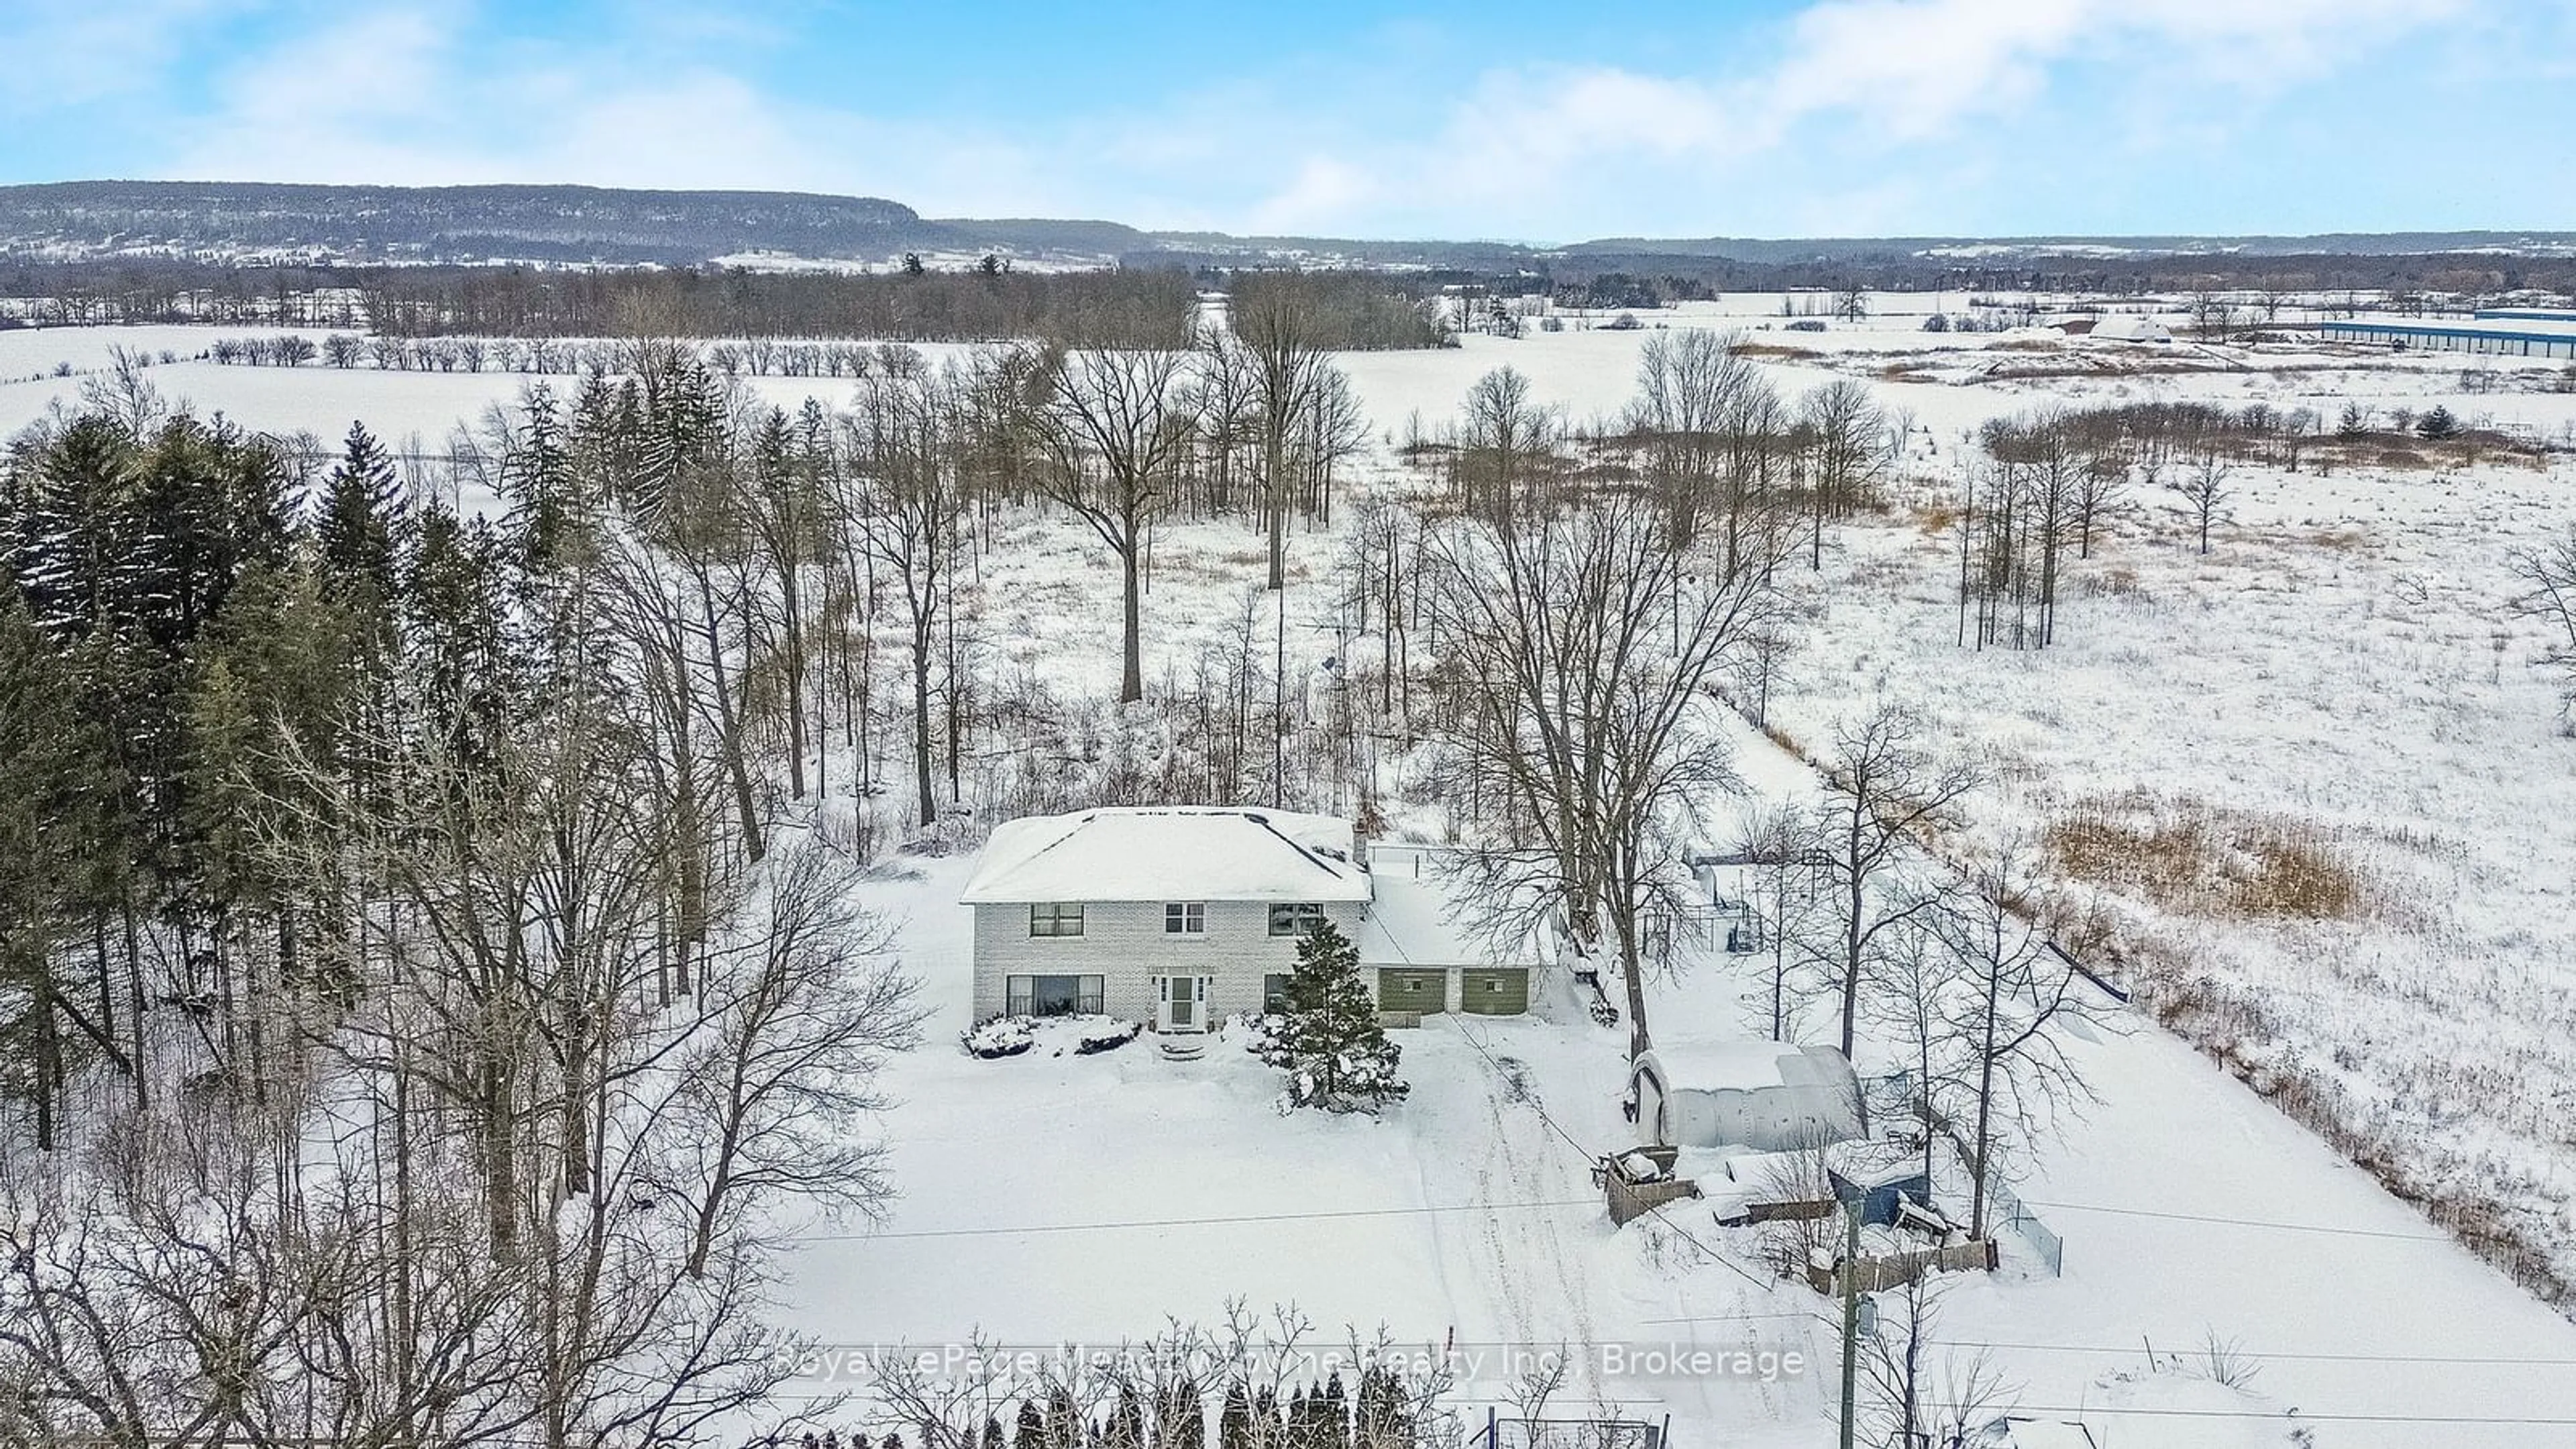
[0,0,260,113]
[110,0,2495,239]
[1234,0,2473,235]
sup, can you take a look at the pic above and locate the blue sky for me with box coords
[3,0,2572,241]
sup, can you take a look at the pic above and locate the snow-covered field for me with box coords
[12,311,2576,1445]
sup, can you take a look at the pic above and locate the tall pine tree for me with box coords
[1256,920,1407,1112]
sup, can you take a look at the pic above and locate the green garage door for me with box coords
[1459,967,1529,1015]
[1376,969,1447,1016]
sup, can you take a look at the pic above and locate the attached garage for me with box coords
[1356,845,1541,1018]
[1375,969,1448,1015]
[1458,967,1529,1014]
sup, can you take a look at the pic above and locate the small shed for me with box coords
[1829,1160,1935,1228]
[1628,1041,1862,1154]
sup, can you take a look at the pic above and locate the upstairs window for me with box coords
[1165,902,1206,934]
[1028,902,1085,938]
[1269,902,1326,937]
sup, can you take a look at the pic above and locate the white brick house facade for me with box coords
[960,808,1535,1032]
[967,897,1372,1023]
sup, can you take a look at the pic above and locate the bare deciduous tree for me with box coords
[847,368,966,824]
[1428,493,1783,1058]
[1931,841,2106,1238]
[2173,444,2231,555]
[1813,705,1982,1062]
[2508,524,2576,716]
[1028,345,1201,703]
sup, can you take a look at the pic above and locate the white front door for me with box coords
[1159,974,1200,1032]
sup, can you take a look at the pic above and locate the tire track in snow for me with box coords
[1466,1047,1605,1393]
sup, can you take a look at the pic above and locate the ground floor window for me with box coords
[1263,973,1291,1012]
[1007,973,1104,1016]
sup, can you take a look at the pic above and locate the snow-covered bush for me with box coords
[1075,1020,1143,1055]
[961,1015,1036,1059]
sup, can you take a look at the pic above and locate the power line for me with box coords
[794,1198,1605,1243]
[1453,1025,1780,1298]
[1986,1404,2576,1427]
[2013,1197,2451,1242]
[1932,1338,2576,1368]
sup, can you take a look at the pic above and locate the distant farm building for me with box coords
[2090,315,2174,343]
[2319,310,2576,360]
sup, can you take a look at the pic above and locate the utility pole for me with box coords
[1274,568,1287,810]
[1839,1195,1862,1449]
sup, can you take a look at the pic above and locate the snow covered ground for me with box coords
[794,707,2576,1448]
[13,313,2576,1444]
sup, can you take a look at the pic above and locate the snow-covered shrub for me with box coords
[1075,1020,1142,1055]
[1237,1011,1285,1055]
[961,1015,1035,1059]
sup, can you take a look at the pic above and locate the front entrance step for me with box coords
[1158,1031,1209,1061]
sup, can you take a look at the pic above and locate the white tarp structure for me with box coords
[1629,1040,1863,1153]
[2091,315,2174,343]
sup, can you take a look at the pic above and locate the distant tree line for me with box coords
[2,259,1461,351]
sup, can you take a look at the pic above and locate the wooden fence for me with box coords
[1805,1238,1998,1295]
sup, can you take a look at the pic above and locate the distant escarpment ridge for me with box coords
[4,180,2575,277]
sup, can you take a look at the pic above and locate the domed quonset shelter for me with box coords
[1627,1040,1864,1154]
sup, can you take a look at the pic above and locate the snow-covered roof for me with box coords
[1635,1040,1858,1096]
[1990,1418,2098,1449]
[1356,845,1532,968]
[959,807,1369,904]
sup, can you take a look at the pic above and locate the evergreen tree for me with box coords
[0,594,110,1148]
[1219,1380,1252,1449]
[401,504,517,775]
[1103,1383,1146,1449]
[1318,1374,1348,1449]
[2418,405,2461,439]
[1155,1377,1205,1449]
[315,421,406,592]
[503,382,578,572]
[1006,1405,1033,1449]
[1352,1367,1402,1449]
[1045,1384,1082,1449]
[1256,919,1407,1112]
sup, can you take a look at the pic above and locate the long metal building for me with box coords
[2319,309,2576,359]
